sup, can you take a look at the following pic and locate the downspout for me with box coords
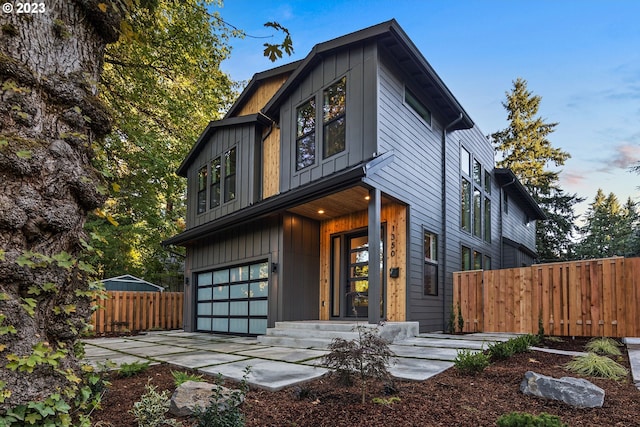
[441,113,463,331]
[499,177,516,268]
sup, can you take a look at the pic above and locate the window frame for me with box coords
[210,156,221,209]
[323,76,347,159]
[197,166,207,214]
[404,86,432,127]
[423,229,438,296]
[224,147,236,203]
[295,97,317,171]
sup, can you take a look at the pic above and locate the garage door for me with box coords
[196,261,269,335]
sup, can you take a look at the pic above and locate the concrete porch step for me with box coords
[257,321,419,349]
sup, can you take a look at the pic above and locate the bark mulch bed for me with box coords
[91,337,639,426]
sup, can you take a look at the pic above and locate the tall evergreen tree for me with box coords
[492,78,582,261]
[577,190,640,258]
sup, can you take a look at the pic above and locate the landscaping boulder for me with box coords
[520,371,605,408]
[169,380,244,417]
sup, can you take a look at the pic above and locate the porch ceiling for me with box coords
[286,186,392,221]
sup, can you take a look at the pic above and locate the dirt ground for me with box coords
[91,337,639,426]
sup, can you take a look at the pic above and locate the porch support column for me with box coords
[368,187,381,324]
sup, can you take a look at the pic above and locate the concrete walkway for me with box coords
[82,331,640,392]
[82,330,516,391]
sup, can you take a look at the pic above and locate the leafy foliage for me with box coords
[496,411,568,427]
[585,337,622,356]
[565,353,628,381]
[453,349,490,375]
[323,325,395,404]
[193,367,250,427]
[129,382,180,427]
[118,361,151,378]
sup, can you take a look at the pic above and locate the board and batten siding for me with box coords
[278,42,378,194]
[374,55,500,332]
[186,123,260,229]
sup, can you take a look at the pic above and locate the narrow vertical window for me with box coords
[460,146,470,175]
[484,170,491,194]
[210,156,221,208]
[473,250,482,270]
[484,197,492,243]
[473,188,481,237]
[197,166,207,214]
[461,179,471,232]
[461,246,471,271]
[224,147,236,202]
[473,160,482,185]
[423,231,438,296]
[296,98,316,170]
[323,77,346,158]
[484,255,492,270]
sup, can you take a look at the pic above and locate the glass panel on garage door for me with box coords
[196,260,269,335]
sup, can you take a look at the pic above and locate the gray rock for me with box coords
[169,380,244,417]
[520,371,605,408]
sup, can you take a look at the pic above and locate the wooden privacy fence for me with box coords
[453,257,640,338]
[91,291,183,335]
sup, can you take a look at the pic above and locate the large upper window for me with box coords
[461,178,471,232]
[460,148,490,241]
[197,166,207,214]
[323,77,346,158]
[423,230,438,296]
[210,156,221,209]
[296,98,316,170]
[405,87,432,126]
[224,147,236,203]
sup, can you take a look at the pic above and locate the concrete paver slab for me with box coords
[152,351,249,369]
[401,337,488,350]
[235,346,327,363]
[388,357,453,381]
[200,359,328,391]
[190,342,267,353]
[87,340,161,350]
[389,344,470,361]
[120,344,198,357]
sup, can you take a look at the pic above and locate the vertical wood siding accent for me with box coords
[278,42,377,193]
[318,203,407,321]
[453,257,640,337]
[234,74,291,117]
[262,126,280,198]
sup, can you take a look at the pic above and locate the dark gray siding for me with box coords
[281,214,320,321]
[500,192,537,252]
[185,123,260,229]
[372,55,500,332]
[278,42,378,193]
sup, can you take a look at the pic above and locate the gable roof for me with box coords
[176,113,271,177]
[262,19,474,130]
[494,168,547,221]
[224,60,302,119]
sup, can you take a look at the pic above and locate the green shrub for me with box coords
[129,383,180,427]
[323,325,395,404]
[453,349,489,374]
[118,361,151,378]
[487,340,515,361]
[565,353,628,380]
[496,411,567,427]
[193,367,250,427]
[171,370,203,387]
[509,334,539,353]
[585,337,622,356]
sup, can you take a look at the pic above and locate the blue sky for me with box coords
[214,0,640,218]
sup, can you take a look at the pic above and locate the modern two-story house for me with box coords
[163,20,545,335]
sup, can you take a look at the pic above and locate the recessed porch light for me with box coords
[318,209,325,214]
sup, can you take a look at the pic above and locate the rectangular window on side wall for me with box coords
[210,156,221,208]
[197,166,207,214]
[461,246,471,271]
[473,160,482,185]
[224,147,236,203]
[404,87,432,126]
[484,197,491,243]
[473,250,482,270]
[461,179,471,232]
[460,146,470,175]
[423,230,438,296]
[484,255,492,270]
[484,170,491,194]
[296,98,316,170]
[473,188,481,237]
[323,77,346,158]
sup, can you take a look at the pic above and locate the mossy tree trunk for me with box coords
[0,1,120,409]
